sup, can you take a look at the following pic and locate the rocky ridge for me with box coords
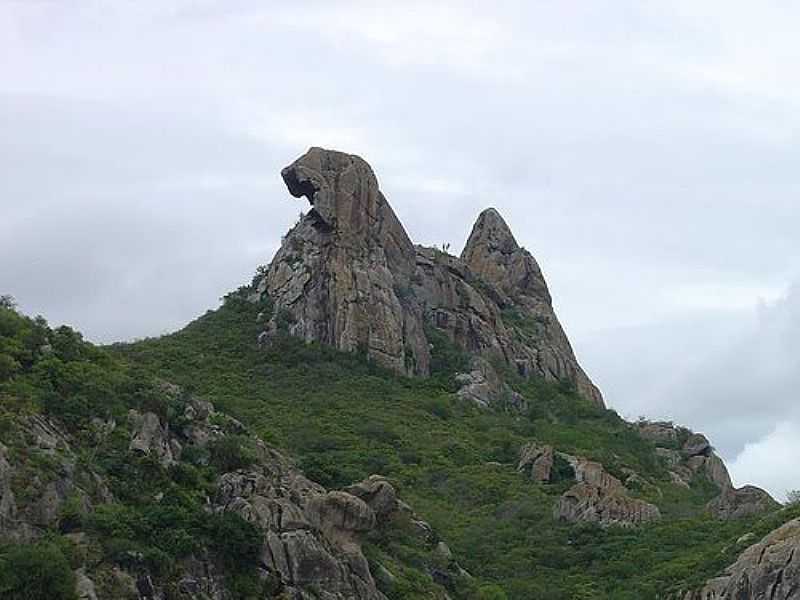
[0,387,462,600]
[257,147,603,407]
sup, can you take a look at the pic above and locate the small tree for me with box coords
[0,295,16,311]
[786,490,800,505]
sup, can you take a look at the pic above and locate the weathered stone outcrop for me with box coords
[344,475,399,519]
[635,420,778,520]
[555,482,661,527]
[682,432,712,457]
[258,147,603,406]
[180,407,387,599]
[520,446,661,527]
[261,147,429,377]
[460,209,602,405]
[568,457,625,492]
[218,463,385,599]
[707,485,779,520]
[0,415,104,543]
[517,443,555,482]
[0,386,401,600]
[453,357,526,410]
[553,454,662,527]
[684,517,800,599]
[343,475,472,591]
[678,431,735,490]
[635,421,679,445]
[128,410,178,466]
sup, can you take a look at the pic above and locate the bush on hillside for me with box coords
[0,541,77,600]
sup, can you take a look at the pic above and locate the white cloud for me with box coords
[729,421,800,502]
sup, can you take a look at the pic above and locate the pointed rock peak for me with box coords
[460,207,549,303]
[462,208,520,261]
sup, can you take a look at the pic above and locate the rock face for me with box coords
[259,147,603,406]
[218,467,384,599]
[635,421,679,445]
[460,209,602,405]
[554,455,661,527]
[128,410,178,466]
[0,415,103,543]
[682,432,711,457]
[343,475,472,591]
[685,517,800,600]
[517,443,661,527]
[707,485,779,520]
[454,356,526,410]
[344,475,399,520]
[555,482,661,527]
[517,443,555,482]
[262,147,429,377]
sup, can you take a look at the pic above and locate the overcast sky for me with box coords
[2,1,799,499]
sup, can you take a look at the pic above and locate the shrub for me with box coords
[205,511,262,571]
[0,541,77,600]
[208,435,257,473]
[550,454,575,483]
[424,397,453,420]
[425,326,470,383]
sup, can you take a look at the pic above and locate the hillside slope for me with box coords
[116,287,796,599]
[0,148,797,599]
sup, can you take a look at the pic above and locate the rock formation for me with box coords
[460,208,602,404]
[261,147,429,377]
[0,415,106,544]
[555,481,661,527]
[635,421,679,445]
[2,391,378,598]
[685,517,800,599]
[707,485,779,520]
[517,442,555,482]
[635,420,778,520]
[0,381,475,600]
[553,455,661,527]
[258,147,603,406]
[517,442,661,527]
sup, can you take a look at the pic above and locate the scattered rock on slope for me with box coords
[516,444,661,527]
[635,421,678,445]
[555,482,661,527]
[635,420,778,520]
[554,455,661,527]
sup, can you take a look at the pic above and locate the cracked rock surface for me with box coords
[684,517,800,600]
[258,147,603,406]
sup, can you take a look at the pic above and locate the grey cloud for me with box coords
[2,0,800,496]
[580,286,800,496]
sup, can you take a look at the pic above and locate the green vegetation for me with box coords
[0,300,265,596]
[112,289,792,599]
[1,291,795,599]
[0,539,77,600]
